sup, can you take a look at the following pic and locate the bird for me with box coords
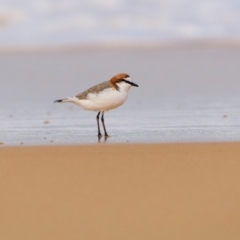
[54,73,139,137]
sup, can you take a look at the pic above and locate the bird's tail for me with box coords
[53,97,73,103]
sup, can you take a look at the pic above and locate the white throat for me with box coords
[116,76,132,92]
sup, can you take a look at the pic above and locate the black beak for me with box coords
[130,82,139,87]
[122,79,139,87]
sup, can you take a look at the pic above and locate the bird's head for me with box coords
[110,73,139,92]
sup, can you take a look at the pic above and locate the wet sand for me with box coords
[1,142,240,240]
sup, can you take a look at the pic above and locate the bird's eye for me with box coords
[121,79,127,83]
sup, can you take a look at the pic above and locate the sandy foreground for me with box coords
[0,143,240,240]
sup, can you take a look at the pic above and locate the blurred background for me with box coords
[0,0,240,48]
[1,0,240,145]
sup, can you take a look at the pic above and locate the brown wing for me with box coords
[75,81,113,100]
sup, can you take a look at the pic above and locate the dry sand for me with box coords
[1,143,240,240]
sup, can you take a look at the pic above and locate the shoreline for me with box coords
[1,141,240,156]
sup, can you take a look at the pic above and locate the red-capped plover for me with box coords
[54,73,139,137]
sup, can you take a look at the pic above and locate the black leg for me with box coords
[96,112,102,137]
[101,112,109,137]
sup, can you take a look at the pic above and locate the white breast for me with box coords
[71,87,129,111]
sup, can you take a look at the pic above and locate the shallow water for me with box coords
[1,97,240,146]
[1,47,240,146]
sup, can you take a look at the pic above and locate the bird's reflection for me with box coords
[98,135,109,143]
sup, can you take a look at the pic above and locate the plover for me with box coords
[54,73,139,137]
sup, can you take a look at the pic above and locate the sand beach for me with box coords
[1,142,240,239]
